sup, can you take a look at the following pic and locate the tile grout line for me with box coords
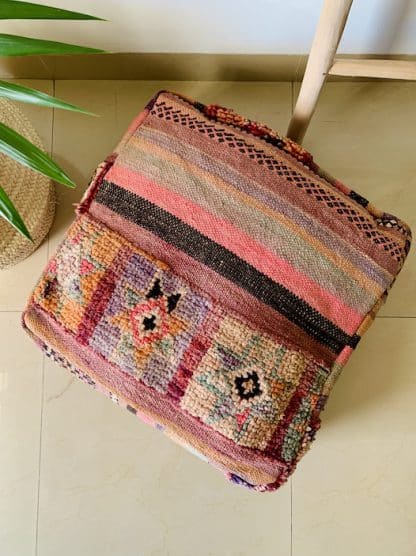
[35,77,55,556]
[291,81,294,115]
[48,78,55,261]
[34,352,45,556]
[376,316,416,319]
[290,477,293,556]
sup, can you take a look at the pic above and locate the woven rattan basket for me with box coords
[0,98,55,270]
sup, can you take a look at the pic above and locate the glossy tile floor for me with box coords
[0,80,415,556]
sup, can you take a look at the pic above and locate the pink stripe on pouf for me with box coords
[106,164,363,333]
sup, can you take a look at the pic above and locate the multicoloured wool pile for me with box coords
[22,91,411,491]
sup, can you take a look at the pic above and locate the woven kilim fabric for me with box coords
[22,90,412,491]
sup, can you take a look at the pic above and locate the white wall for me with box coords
[1,0,416,55]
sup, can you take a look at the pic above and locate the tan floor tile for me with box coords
[322,317,416,436]
[0,243,49,313]
[113,80,292,129]
[37,358,291,556]
[0,80,53,311]
[0,314,43,555]
[293,318,416,556]
[294,82,416,317]
[293,440,415,556]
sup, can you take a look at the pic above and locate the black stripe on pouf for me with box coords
[95,179,360,353]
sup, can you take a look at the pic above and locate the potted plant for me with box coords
[0,0,105,269]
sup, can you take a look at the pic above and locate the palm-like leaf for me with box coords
[0,1,105,241]
[0,34,105,56]
[0,80,96,115]
[0,0,104,20]
[0,183,32,240]
[0,122,75,187]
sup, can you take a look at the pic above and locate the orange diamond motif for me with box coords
[130,297,170,346]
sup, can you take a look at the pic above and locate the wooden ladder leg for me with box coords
[286,0,353,144]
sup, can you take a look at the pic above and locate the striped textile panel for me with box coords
[23,90,411,491]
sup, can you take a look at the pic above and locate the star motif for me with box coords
[109,276,185,368]
[234,370,262,401]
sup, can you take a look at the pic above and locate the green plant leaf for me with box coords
[0,121,75,187]
[0,80,96,115]
[0,183,31,240]
[0,0,104,20]
[0,34,105,56]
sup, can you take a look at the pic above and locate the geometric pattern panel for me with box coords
[181,315,328,450]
